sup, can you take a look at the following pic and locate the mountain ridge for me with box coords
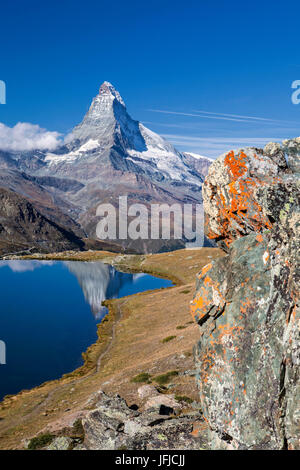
[0,82,212,253]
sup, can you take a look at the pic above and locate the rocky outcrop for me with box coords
[0,187,84,254]
[282,138,300,173]
[47,391,208,450]
[191,143,299,449]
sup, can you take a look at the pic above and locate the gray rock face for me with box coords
[81,391,207,450]
[0,187,84,255]
[263,142,287,169]
[46,436,73,451]
[192,147,299,449]
[282,137,300,173]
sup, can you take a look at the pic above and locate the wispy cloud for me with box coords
[0,122,62,152]
[148,109,248,122]
[191,110,290,123]
[162,135,285,144]
[161,134,288,158]
[148,109,300,125]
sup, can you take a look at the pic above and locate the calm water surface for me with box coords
[0,260,172,400]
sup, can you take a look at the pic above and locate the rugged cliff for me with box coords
[191,141,299,449]
[0,187,84,254]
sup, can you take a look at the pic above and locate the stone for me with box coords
[144,395,180,413]
[282,137,300,173]
[80,391,206,450]
[46,436,73,450]
[191,146,300,449]
[137,385,160,399]
[263,142,287,169]
[203,148,278,251]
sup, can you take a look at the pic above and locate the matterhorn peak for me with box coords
[98,81,125,107]
[65,81,130,144]
[44,82,211,193]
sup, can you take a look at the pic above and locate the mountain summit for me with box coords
[65,81,140,146]
[0,82,212,253]
[46,82,210,186]
[98,81,126,106]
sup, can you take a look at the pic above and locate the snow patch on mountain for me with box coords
[184,152,215,162]
[46,139,100,164]
[126,125,197,183]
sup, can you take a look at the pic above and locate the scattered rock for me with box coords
[80,391,207,450]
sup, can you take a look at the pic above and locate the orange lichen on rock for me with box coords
[204,151,274,247]
[224,151,248,178]
[197,263,213,279]
[190,286,211,322]
[190,273,224,323]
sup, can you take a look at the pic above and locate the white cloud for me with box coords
[0,122,62,152]
[0,260,55,272]
[161,134,288,158]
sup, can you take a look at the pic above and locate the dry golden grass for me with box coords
[0,247,223,449]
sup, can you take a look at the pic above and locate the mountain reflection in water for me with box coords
[0,260,156,321]
[0,260,172,400]
[64,261,135,320]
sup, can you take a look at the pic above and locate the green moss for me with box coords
[162,335,177,343]
[180,289,191,294]
[72,419,84,438]
[130,372,152,383]
[27,433,55,450]
[175,395,193,404]
[153,370,179,385]
[176,325,186,330]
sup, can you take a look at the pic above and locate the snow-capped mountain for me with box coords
[0,82,213,253]
[44,81,208,186]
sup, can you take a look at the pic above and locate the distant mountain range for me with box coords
[0,82,213,254]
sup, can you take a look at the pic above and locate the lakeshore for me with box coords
[0,247,223,450]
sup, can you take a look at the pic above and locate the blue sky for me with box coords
[1,0,300,157]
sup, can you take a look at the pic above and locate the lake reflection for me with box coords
[0,260,172,400]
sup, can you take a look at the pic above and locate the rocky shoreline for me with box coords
[0,248,221,450]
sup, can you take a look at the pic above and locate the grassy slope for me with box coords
[0,247,223,449]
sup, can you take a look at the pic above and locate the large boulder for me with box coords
[282,137,300,174]
[191,146,299,449]
[203,147,282,251]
